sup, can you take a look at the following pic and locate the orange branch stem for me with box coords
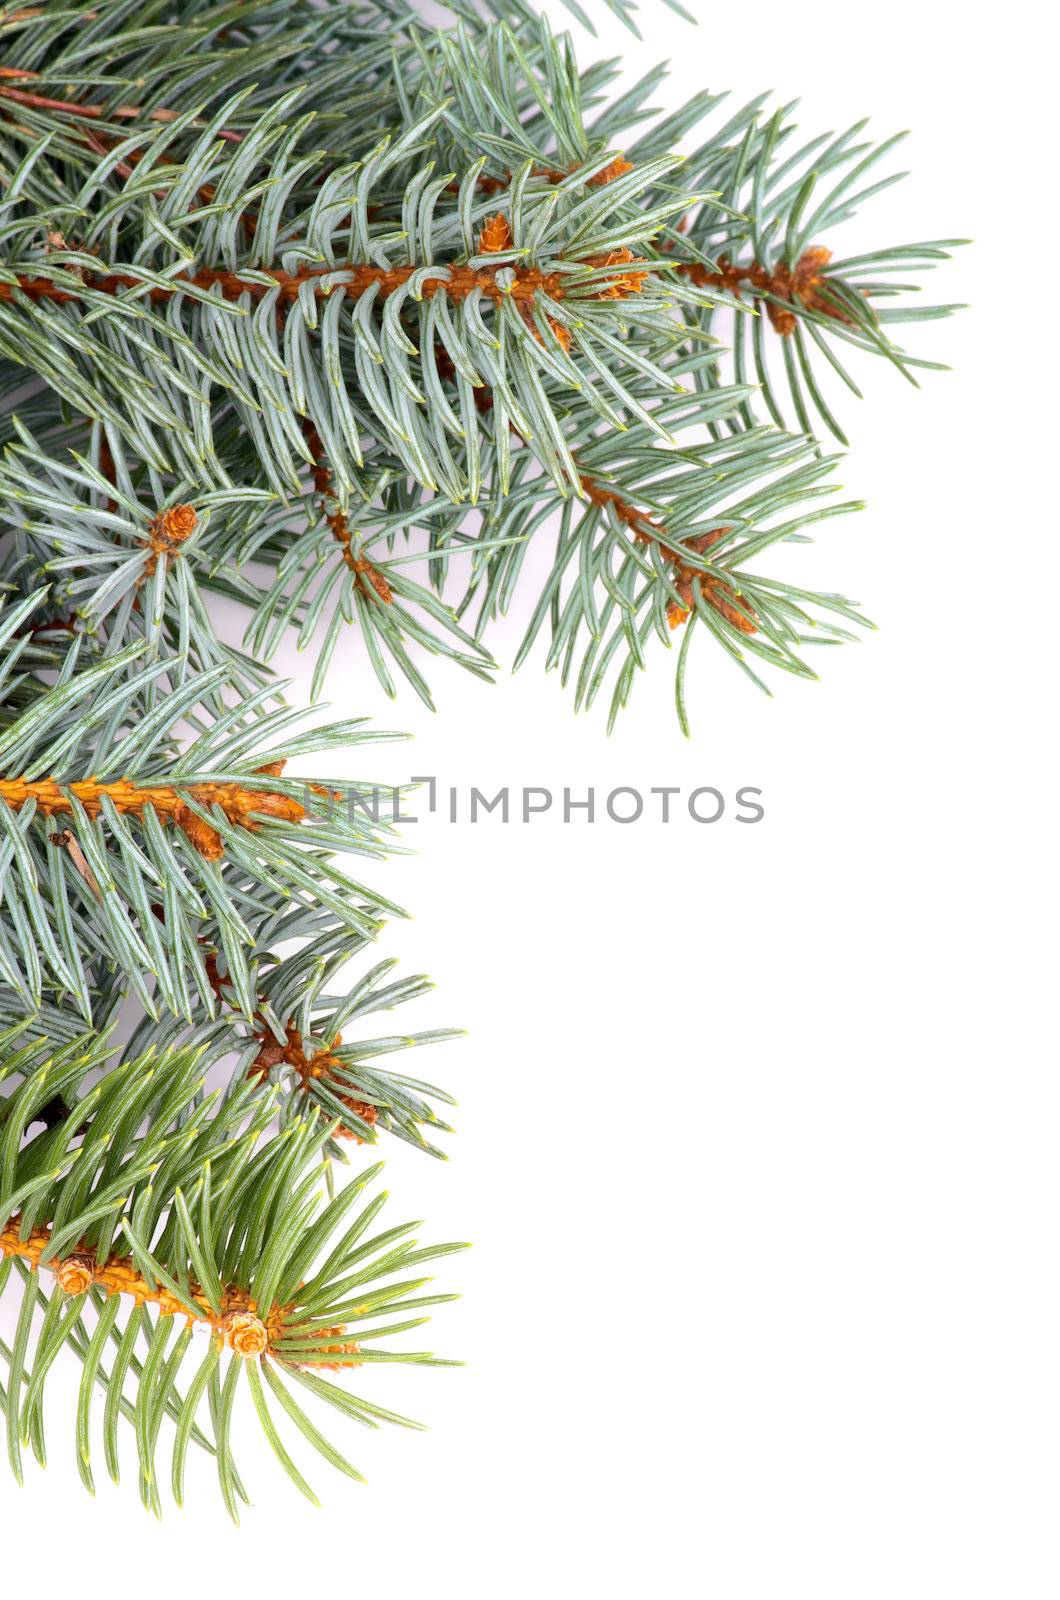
[577,477,754,632]
[0,770,305,861]
[198,945,380,1143]
[299,421,392,603]
[675,246,853,335]
[249,1020,379,1143]
[0,1221,357,1364]
[1,260,569,307]
[433,340,755,633]
[0,67,242,140]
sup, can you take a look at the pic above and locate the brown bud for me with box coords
[478,213,514,254]
[587,156,633,187]
[222,1311,269,1357]
[174,801,224,860]
[155,503,198,545]
[584,246,648,300]
[55,1255,94,1296]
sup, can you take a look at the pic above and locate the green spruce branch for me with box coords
[0,0,963,1516]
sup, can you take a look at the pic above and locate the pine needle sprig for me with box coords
[0,415,276,701]
[0,586,411,1020]
[126,896,462,1157]
[0,1024,464,1515]
[0,7,963,726]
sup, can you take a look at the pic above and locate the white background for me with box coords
[7,2,1058,1596]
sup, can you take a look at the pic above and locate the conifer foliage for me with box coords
[0,0,959,1514]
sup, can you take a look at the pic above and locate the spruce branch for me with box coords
[0,0,963,1517]
[0,769,305,859]
[0,6,960,722]
[0,585,412,1022]
[127,902,462,1158]
[0,1026,464,1514]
